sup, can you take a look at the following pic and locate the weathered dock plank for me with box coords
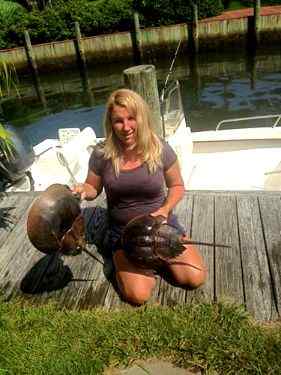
[0,193,36,246]
[148,275,161,305]
[159,195,193,306]
[104,279,127,310]
[58,247,109,309]
[0,194,43,300]
[0,190,280,321]
[23,194,110,309]
[214,195,244,304]
[188,193,215,303]
[237,195,278,320]
[258,195,281,316]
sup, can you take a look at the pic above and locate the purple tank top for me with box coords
[88,141,177,227]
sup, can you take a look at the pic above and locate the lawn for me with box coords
[0,300,280,374]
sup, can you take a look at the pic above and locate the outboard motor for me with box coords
[0,123,35,185]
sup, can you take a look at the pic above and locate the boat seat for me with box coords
[33,139,60,157]
[30,127,97,191]
[56,127,97,182]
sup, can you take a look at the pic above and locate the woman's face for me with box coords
[111,105,137,149]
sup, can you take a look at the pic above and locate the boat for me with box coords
[2,81,281,193]
[168,112,281,191]
[165,81,281,191]
[2,126,98,192]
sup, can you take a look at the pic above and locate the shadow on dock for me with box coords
[20,254,73,294]
[20,206,117,296]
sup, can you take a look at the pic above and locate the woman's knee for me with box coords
[116,274,155,305]
[171,267,207,289]
[113,250,156,305]
[123,286,154,305]
[168,244,207,288]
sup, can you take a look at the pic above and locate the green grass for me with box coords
[0,300,280,374]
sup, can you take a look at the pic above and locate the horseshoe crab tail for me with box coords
[82,247,105,265]
[181,238,231,248]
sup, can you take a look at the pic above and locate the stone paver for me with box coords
[104,359,201,375]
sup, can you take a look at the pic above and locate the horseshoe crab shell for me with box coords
[121,215,187,269]
[27,184,85,255]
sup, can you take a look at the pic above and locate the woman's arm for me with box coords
[72,169,103,200]
[151,160,184,219]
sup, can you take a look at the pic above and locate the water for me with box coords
[1,47,281,147]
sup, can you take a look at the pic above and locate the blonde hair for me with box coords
[102,88,163,176]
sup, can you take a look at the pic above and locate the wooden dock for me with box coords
[0,190,280,321]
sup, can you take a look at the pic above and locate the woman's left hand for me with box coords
[150,207,169,221]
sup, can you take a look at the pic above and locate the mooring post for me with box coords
[190,2,199,54]
[132,12,142,64]
[246,51,257,90]
[123,65,163,137]
[188,54,201,102]
[253,0,261,46]
[74,22,88,71]
[23,30,47,110]
[24,30,39,81]
[74,22,94,106]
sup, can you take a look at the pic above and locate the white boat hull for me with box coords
[4,117,281,192]
[166,118,281,191]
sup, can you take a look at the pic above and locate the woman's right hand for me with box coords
[71,183,98,201]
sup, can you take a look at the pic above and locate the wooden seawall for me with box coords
[0,190,280,321]
[1,7,281,72]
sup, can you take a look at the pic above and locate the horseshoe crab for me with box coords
[27,184,85,256]
[122,214,229,269]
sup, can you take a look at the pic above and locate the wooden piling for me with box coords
[131,12,142,64]
[23,30,47,110]
[24,30,39,80]
[123,65,163,137]
[74,22,94,106]
[188,55,201,102]
[189,3,199,54]
[74,22,88,71]
[253,0,261,46]
[246,51,257,90]
[248,0,261,51]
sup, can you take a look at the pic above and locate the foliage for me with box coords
[222,0,248,10]
[0,0,226,48]
[243,0,281,5]
[1,0,134,46]
[91,0,134,33]
[0,123,14,160]
[0,301,280,374]
[0,0,27,24]
[0,58,18,163]
[134,0,224,27]
[0,59,20,97]
[0,0,28,48]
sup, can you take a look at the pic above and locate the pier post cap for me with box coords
[123,65,156,75]
[123,64,162,137]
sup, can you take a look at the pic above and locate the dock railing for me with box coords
[160,80,186,137]
[216,114,281,131]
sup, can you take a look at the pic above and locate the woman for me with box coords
[73,88,206,305]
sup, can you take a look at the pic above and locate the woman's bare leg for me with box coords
[166,243,207,288]
[113,249,156,305]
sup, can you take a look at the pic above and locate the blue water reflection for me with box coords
[2,48,281,143]
[21,106,105,147]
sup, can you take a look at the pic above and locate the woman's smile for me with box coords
[111,105,137,148]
